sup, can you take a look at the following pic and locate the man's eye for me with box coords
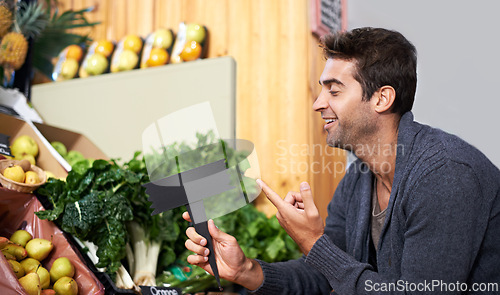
[329,91,339,96]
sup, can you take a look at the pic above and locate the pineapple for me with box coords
[0,1,47,71]
[0,31,28,70]
[0,1,13,38]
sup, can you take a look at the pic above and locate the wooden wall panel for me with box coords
[52,0,346,220]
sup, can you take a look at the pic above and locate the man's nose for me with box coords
[312,91,328,112]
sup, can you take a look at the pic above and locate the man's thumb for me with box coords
[300,182,318,214]
[207,219,229,242]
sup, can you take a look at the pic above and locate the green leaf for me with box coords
[60,192,103,237]
[265,235,286,261]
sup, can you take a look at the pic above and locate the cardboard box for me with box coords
[0,113,107,179]
[33,122,108,162]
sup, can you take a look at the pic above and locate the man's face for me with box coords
[313,58,376,150]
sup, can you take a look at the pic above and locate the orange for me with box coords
[123,35,143,54]
[179,41,202,61]
[64,45,83,61]
[147,48,169,67]
[94,40,114,57]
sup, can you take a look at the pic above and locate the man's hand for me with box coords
[183,212,264,291]
[257,179,324,255]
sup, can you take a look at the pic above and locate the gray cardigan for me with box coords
[252,112,500,294]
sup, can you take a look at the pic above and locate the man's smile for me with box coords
[323,117,338,131]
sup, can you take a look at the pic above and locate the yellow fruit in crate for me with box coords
[84,53,108,75]
[50,257,75,283]
[59,58,79,80]
[153,28,173,49]
[147,48,169,67]
[18,272,41,295]
[186,23,206,43]
[20,258,42,273]
[95,39,114,57]
[3,165,25,183]
[10,229,33,247]
[11,135,39,157]
[53,276,78,295]
[180,40,202,61]
[25,171,40,184]
[25,238,53,261]
[114,49,138,71]
[123,34,143,53]
[33,266,50,289]
[8,259,25,279]
[64,45,83,61]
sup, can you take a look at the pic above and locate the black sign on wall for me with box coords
[310,0,347,37]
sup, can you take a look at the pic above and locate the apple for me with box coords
[186,23,206,43]
[11,135,38,157]
[123,34,143,54]
[114,49,138,71]
[59,58,79,79]
[84,53,108,75]
[153,28,173,49]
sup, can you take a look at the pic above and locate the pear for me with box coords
[11,135,39,158]
[50,257,75,283]
[34,266,51,289]
[25,238,53,261]
[41,289,56,295]
[7,259,25,278]
[2,251,16,260]
[10,229,33,247]
[20,258,42,273]
[0,236,9,248]
[53,276,78,295]
[1,243,28,260]
[25,171,41,184]
[18,272,41,295]
[2,165,25,183]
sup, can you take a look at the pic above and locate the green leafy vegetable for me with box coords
[36,131,301,293]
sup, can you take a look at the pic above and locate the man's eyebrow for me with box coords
[319,78,345,87]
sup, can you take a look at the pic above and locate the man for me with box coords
[183,27,500,294]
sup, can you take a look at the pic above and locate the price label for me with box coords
[0,133,12,157]
[139,286,182,295]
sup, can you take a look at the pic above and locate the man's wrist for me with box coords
[234,258,264,291]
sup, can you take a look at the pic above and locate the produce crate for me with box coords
[0,112,108,178]
[35,191,183,295]
[0,113,68,178]
[0,188,105,294]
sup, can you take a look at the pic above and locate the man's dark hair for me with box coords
[320,27,417,115]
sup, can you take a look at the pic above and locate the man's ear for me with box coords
[373,86,396,113]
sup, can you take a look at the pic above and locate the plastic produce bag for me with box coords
[0,188,105,294]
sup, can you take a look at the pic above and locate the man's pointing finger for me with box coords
[256,179,284,210]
